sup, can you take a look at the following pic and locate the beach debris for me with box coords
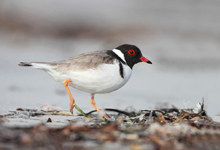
[1,99,220,150]
[46,118,52,123]
[40,104,62,112]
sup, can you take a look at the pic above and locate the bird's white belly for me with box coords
[66,63,132,94]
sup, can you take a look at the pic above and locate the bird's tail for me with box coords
[18,62,33,67]
[18,62,54,70]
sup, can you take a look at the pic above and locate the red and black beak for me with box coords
[140,56,152,64]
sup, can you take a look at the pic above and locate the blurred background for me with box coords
[1,0,220,118]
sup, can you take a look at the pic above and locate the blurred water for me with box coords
[1,1,220,118]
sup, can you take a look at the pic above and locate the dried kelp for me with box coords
[0,100,220,150]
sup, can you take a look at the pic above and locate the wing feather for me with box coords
[51,50,116,71]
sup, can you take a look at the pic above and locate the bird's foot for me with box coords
[70,103,75,114]
[102,114,111,120]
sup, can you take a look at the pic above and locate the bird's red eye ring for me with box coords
[128,49,135,55]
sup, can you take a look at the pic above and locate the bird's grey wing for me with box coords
[52,50,116,71]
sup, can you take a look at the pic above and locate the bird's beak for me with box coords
[140,56,152,64]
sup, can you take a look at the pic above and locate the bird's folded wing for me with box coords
[52,50,116,71]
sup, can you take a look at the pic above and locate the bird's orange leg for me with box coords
[64,79,75,113]
[90,94,110,120]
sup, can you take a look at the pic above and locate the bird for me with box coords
[18,44,152,119]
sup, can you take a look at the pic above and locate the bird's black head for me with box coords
[115,44,152,69]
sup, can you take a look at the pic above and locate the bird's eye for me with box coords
[128,49,135,55]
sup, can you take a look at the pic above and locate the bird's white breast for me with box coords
[67,61,132,94]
